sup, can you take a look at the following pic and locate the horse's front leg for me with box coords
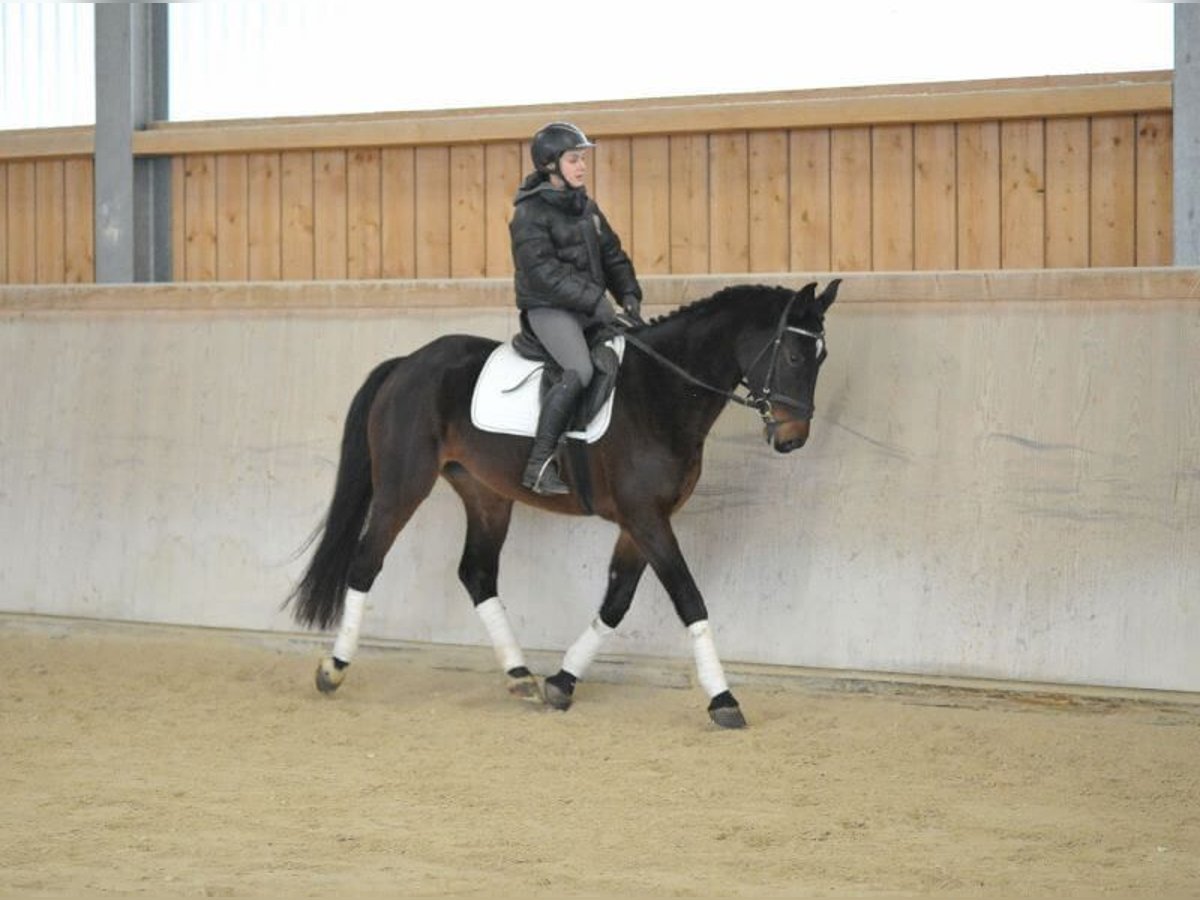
[544,530,646,712]
[625,512,746,729]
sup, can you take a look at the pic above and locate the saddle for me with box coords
[511,324,621,430]
[470,326,624,444]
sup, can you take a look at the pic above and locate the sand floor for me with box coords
[1,616,1198,899]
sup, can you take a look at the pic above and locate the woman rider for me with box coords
[510,121,643,495]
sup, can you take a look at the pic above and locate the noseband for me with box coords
[615,295,825,439]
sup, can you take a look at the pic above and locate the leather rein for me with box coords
[612,293,826,432]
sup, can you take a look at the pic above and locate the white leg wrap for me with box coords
[332,589,367,663]
[688,620,729,698]
[561,617,614,680]
[475,597,526,672]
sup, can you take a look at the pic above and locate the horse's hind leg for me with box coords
[316,438,440,693]
[543,530,647,712]
[442,464,540,703]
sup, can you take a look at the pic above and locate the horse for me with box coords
[287,279,840,728]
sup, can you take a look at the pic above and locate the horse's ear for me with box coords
[797,282,818,302]
[816,279,841,313]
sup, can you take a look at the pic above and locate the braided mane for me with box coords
[641,283,815,331]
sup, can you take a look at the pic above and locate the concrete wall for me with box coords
[2,271,1197,691]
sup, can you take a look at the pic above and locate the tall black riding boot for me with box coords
[522,372,585,495]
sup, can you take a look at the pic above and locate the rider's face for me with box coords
[556,150,588,189]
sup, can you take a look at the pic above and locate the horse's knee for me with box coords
[458,560,498,605]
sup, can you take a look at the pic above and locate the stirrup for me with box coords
[524,456,570,495]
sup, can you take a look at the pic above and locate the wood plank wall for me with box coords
[0,157,94,284]
[167,113,1175,281]
[0,73,1175,284]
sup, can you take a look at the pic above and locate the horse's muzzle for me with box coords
[766,417,811,453]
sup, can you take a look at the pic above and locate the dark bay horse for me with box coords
[288,280,839,728]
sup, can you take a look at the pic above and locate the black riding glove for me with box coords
[621,294,643,323]
[592,297,618,325]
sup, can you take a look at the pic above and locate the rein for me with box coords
[614,297,830,446]
[612,295,825,431]
[616,330,765,411]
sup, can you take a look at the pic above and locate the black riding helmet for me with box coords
[531,122,595,175]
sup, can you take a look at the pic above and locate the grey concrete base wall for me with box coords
[2,272,1198,691]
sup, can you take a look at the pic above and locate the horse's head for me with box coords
[739,279,839,453]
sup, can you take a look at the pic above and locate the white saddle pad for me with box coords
[470,337,624,444]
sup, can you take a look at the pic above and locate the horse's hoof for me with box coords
[543,680,572,711]
[315,657,347,694]
[542,671,576,712]
[708,705,747,729]
[506,671,544,704]
[707,690,747,729]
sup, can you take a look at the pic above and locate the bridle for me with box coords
[614,293,826,437]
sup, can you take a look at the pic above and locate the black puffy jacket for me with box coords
[510,175,642,316]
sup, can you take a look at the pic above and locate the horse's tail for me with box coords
[287,357,403,630]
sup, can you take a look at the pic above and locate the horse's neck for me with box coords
[646,306,746,389]
[634,306,749,436]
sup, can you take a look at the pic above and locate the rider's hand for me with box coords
[621,294,643,323]
[592,298,618,325]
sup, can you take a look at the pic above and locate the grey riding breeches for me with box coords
[525,307,595,388]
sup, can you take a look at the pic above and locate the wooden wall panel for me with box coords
[247,152,281,280]
[484,142,520,277]
[381,147,415,278]
[630,136,670,275]
[669,134,709,274]
[748,130,790,273]
[415,146,450,278]
[1000,119,1045,269]
[34,160,65,283]
[6,162,36,283]
[1135,113,1172,266]
[872,125,914,270]
[709,133,749,272]
[956,122,1001,269]
[280,150,315,280]
[313,150,348,280]
[347,148,382,279]
[183,155,217,281]
[830,127,871,271]
[1090,116,1136,267]
[63,158,93,283]
[594,137,632,252]
[449,145,485,278]
[913,123,956,270]
[0,76,1175,284]
[216,154,248,281]
[789,129,830,272]
[1045,118,1090,268]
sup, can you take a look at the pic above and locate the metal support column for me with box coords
[94,3,170,282]
[1175,5,1200,265]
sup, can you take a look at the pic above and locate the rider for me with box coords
[511,121,643,495]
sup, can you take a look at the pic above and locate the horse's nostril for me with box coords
[773,433,808,453]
